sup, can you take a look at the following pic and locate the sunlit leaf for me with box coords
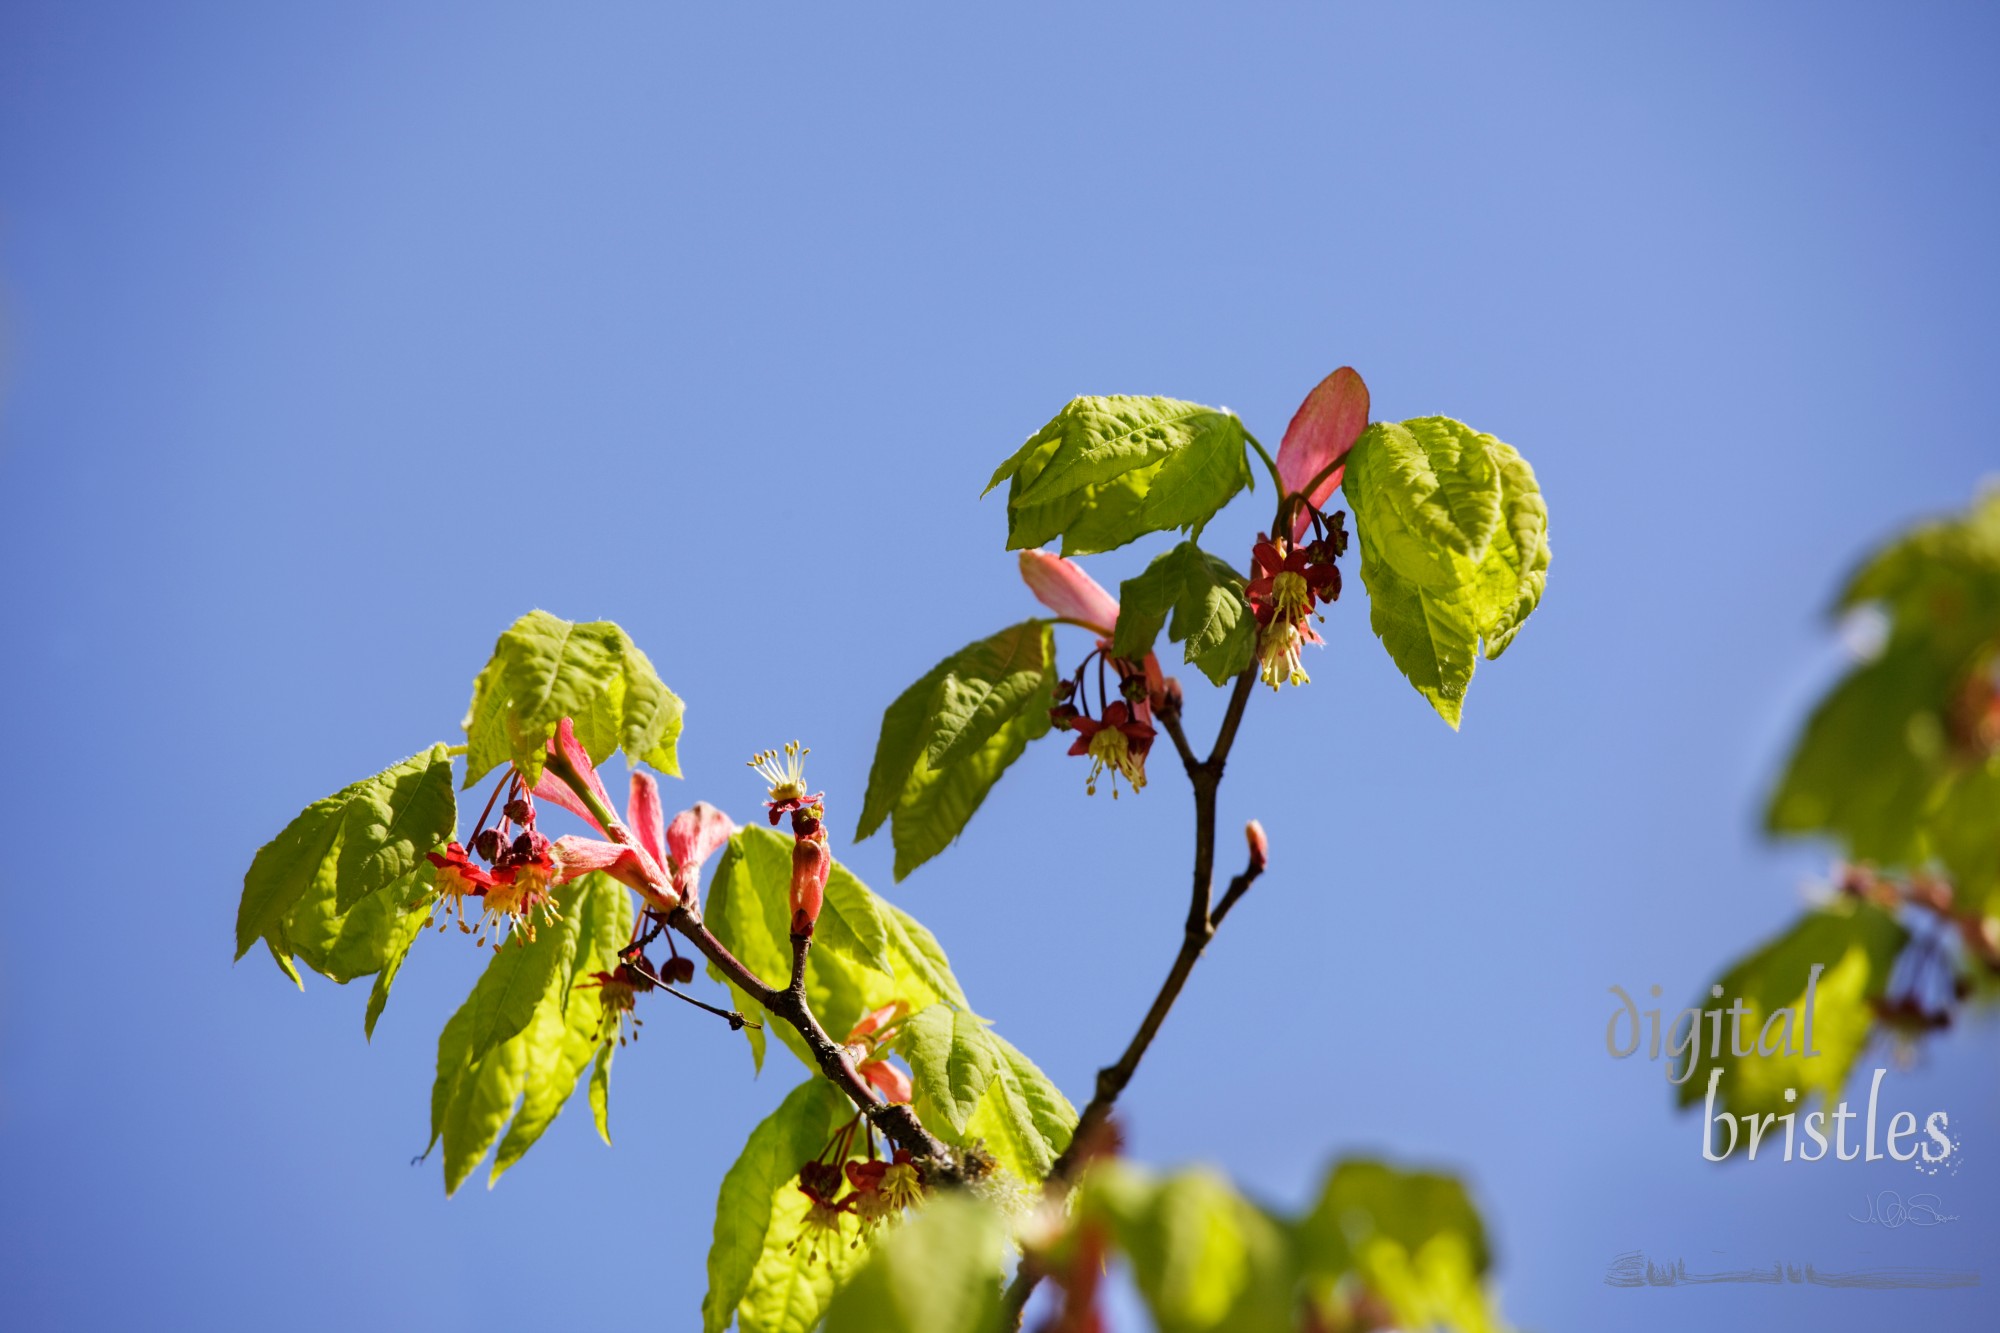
[237,744,455,962]
[461,609,683,788]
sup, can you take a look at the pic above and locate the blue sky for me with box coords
[1,4,1995,1330]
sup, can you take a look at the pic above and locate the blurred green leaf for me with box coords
[822,1195,1009,1333]
[1766,641,1956,865]
[237,744,455,962]
[1071,1157,1507,1333]
[1297,1161,1502,1333]
[1084,1162,1295,1333]
[986,396,1251,556]
[1770,489,2000,904]
[462,609,683,788]
[1676,898,1907,1119]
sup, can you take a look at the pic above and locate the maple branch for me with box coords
[1003,666,1266,1324]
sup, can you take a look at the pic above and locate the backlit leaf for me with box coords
[461,610,683,788]
[237,744,456,961]
[1344,419,1550,726]
[986,397,1251,556]
[821,1195,1009,1333]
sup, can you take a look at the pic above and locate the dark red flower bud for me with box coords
[790,830,830,937]
[503,797,533,825]
[472,828,505,862]
[798,1159,844,1204]
[663,955,695,985]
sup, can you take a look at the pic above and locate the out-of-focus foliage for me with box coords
[1694,488,2000,1119]
[809,1156,1507,1333]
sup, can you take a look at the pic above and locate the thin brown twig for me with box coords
[1001,664,1267,1326]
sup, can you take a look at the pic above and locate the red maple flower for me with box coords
[424,841,496,933]
[1066,700,1156,798]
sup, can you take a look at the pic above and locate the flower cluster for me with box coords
[428,717,737,954]
[1245,511,1347,691]
[424,796,561,948]
[1022,550,1164,798]
[790,1114,926,1261]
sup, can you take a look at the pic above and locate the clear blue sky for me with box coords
[2,4,1995,1330]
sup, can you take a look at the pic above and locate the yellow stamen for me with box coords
[1269,569,1312,621]
[748,741,811,803]
[1084,726,1146,799]
[1258,621,1311,692]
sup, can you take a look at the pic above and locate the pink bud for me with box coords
[858,1058,913,1105]
[1245,819,1269,872]
[1019,550,1120,635]
[790,832,829,936]
[1275,367,1370,542]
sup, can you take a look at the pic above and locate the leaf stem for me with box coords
[1244,428,1281,492]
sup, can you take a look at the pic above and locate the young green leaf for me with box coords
[856,622,1056,879]
[985,396,1252,556]
[490,874,632,1181]
[958,1033,1075,1185]
[427,874,628,1193]
[926,621,1055,770]
[899,1004,1000,1136]
[891,704,1047,881]
[821,1194,1010,1333]
[1112,541,1257,686]
[704,828,949,1072]
[236,744,456,961]
[898,1003,1073,1183]
[703,1078,856,1333]
[276,858,434,1004]
[1344,419,1550,727]
[461,610,684,788]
